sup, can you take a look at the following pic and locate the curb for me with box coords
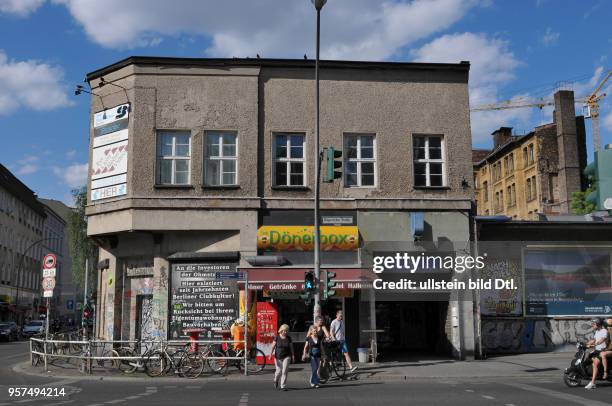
[12,361,563,383]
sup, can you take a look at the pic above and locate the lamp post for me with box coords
[311,0,326,321]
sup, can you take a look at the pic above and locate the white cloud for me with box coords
[540,27,559,47]
[0,0,44,16]
[411,32,529,145]
[16,163,38,175]
[0,50,72,115]
[53,163,88,188]
[65,149,77,159]
[51,0,479,59]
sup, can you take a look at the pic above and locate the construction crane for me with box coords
[471,70,611,150]
[583,70,611,151]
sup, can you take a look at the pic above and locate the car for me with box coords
[0,322,19,341]
[21,320,45,337]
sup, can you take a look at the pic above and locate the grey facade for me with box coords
[85,57,475,359]
[0,164,46,324]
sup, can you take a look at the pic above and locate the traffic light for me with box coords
[324,147,342,183]
[304,271,316,293]
[323,271,337,300]
[83,301,94,326]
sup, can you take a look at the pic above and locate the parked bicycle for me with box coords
[145,342,204,378]
[210,344,266,375]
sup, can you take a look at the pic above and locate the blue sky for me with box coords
[0,0,611,204]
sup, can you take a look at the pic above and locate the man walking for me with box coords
[330,310,357,372]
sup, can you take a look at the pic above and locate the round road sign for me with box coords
[43,254,56,269]
[42,277,56,290]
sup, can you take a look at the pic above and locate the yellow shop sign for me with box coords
[257,226,359,251]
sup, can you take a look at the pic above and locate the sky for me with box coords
[0,0,611,205]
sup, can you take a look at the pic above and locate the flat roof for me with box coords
[86,56,470,82]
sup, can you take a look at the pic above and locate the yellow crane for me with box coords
[583,70,611,151]
[471,70,611,151]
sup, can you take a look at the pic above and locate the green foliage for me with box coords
[67,187,97,294]
[571,187,597,215]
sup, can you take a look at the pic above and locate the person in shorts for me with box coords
[599,318,612,380]
[585,318,609,389]
[330,310,357,373]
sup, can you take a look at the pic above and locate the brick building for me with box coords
[473,91,587,219]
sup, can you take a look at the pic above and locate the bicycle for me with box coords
[145,342,204,378]
[211,345,266,375]
[319,341,347,383]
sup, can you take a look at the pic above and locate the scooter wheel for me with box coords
[563,373,581,388]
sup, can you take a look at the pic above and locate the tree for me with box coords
[571,187,597,215]
[68,187,98,295]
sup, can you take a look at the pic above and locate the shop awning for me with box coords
[237,267,375,291]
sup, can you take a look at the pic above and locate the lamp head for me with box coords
[311,0,327,10]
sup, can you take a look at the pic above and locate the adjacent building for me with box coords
[39,199,79,325]
[473,91,587,219]
[85,57,476,359]
[0,164,46,324]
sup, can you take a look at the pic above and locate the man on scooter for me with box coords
[585,318,609,390]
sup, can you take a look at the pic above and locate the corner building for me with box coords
[86,57,475,359]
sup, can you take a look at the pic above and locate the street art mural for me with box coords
[482,318,595,353]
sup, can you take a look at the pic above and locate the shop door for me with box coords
[135,295,154,345]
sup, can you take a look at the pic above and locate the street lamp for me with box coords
[311,0,326,320]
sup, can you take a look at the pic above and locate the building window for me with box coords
[511,183,516,206]
[157,131,191,185]
[508,153,514,174]
[504,156,509,176]
[273,134,306,187]
[205,132,238,186]
[413,135,445,187]
[528,144,535,165]
[483,181,488,202]
[344,134,376,187]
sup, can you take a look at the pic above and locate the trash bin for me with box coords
[357,347,369,363]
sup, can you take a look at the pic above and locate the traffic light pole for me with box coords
[313,5,322,321]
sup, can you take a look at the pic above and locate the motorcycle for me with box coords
[564,341,608,387]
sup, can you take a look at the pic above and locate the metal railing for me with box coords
[29,335,254,377]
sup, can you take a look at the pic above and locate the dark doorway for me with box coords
[375,301,450,359]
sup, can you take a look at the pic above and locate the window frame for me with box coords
[412,134,447,188]
[272,133,307,187]
[204,131,239,187]
[156,130,192,186]
[343,133,377,188]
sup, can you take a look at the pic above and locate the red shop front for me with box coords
[239,267,374,361]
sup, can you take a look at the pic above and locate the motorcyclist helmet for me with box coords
[590,317,603,327]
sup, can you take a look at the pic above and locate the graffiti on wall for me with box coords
[151,265,168,338]
[483,319,595,353]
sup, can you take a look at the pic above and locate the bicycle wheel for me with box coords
[239,347,266,374]
[179,352,204,378]
[145,350,165,377]
[117,348,138,374]
[206,349,229,375]
[98,349,119,370]
[331,351,347,379]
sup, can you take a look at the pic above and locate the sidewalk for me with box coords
[13,352,570,382]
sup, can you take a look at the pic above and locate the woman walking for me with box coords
[270,324,294,391]
[302,326,323,388]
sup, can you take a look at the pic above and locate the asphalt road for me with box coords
[2,341,612,406]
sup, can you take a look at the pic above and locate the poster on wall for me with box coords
[91,103,130,201]
[524,247,612,316]
[169,262,241,339]
[479,258,523,316]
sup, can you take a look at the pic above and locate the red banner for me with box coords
[256,302,278,365]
